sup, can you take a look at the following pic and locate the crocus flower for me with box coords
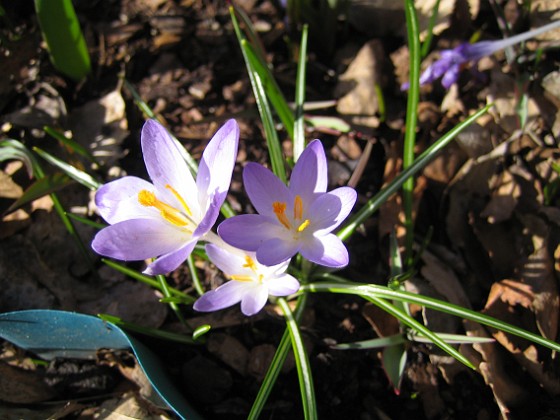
[402,19,560,90]
[218,140,357,268]
[193,243,300,316]
[92,119,239,275]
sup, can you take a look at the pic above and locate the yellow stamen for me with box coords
[294,195,303,220]
[138,190,156,206]
[297,219,311,232]
[230,275,254,282]
[272,201,292,230]
[138,189,190,228]
[165,184,192,216]
[243,255,258,272]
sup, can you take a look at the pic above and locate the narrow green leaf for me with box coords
[34,0,90,81]
[382,343,407,392]
[305,279,560,354]
[5,173,72,215]
[97,314,196,345]
[410,332,495,344]
[278,298,317,420]
[337,104,493,241]
[248,294,308,420]
[403,0,421,265]
[43,126,98,164]
[293,24,309,162]
[101,259,192,300]
[365,295,475,369]
[65,212,106,229]
[231,6,295,139]
[0,139,38,177]
[33,147,101,190]
[420,0,442,58]
[333,334,406,350]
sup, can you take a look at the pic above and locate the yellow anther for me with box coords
[294,195,303,220]
[243,256,258,272]
[272,201,292,230]
[165,184,192,216]
[138,189,190,228]
[297,219,311,232]
[138,190,156,206]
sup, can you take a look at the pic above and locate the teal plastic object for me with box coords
[0,310,201,420]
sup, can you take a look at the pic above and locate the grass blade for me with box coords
[293,24,309,162]
[34,0,90,81]
[33,147,101,190]
[337,103,493,241]
[278,298,317,420]
[248,294,308,420]
[403,0,421,264]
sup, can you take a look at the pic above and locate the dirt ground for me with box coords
[1,0,560,419]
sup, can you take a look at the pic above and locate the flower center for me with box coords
[272,195,310,233]
[230,255,264,283]
[138,184,193,229]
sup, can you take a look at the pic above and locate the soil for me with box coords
[1,0,560,419]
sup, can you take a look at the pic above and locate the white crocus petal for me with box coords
[194,244,300,316]
[141,120,199,215]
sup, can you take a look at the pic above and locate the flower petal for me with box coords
[140,120,198,213]
[219,214,285,251]
[193,190,224,238]
[240,284,268,316]
[256,237,300,266]
[95,176,156,224]
[311,186,357,234]
[91,219,187,261]
[193,281,248,313]
[197,119,239,210]
[300,234,349,268]
[205,243,249,275]
[441,64,461,89]
[143,240,197,275]
[290,140,328,201]
[243,163,292,217]
[267,275,300,296]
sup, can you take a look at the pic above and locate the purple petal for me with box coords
[141,120,197,207]
[205,243,248,276]
[193,190,224,238]
[95,176,155,224]
[441,64,461,89]
[256,237,300,266]
[91,219,187,261]
[300,234,349,268]
[219,214,285,251]
[193,281,248,313]
[290,140,328,202]
[243,163,292,217]
[143,240,197,275]
[240,285,268,316]
[267,275,300,296]
[197,119,239,207]
[311,187,357,234]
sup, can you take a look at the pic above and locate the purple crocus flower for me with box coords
[218,140,357,268]
[92,119,239,275]
[403,19,560,90]
[193,243,300,316]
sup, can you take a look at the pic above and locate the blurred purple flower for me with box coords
[92,119,239,275]
[218,140,357,268]
[402,19,560,90]
[193,243,300,316]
